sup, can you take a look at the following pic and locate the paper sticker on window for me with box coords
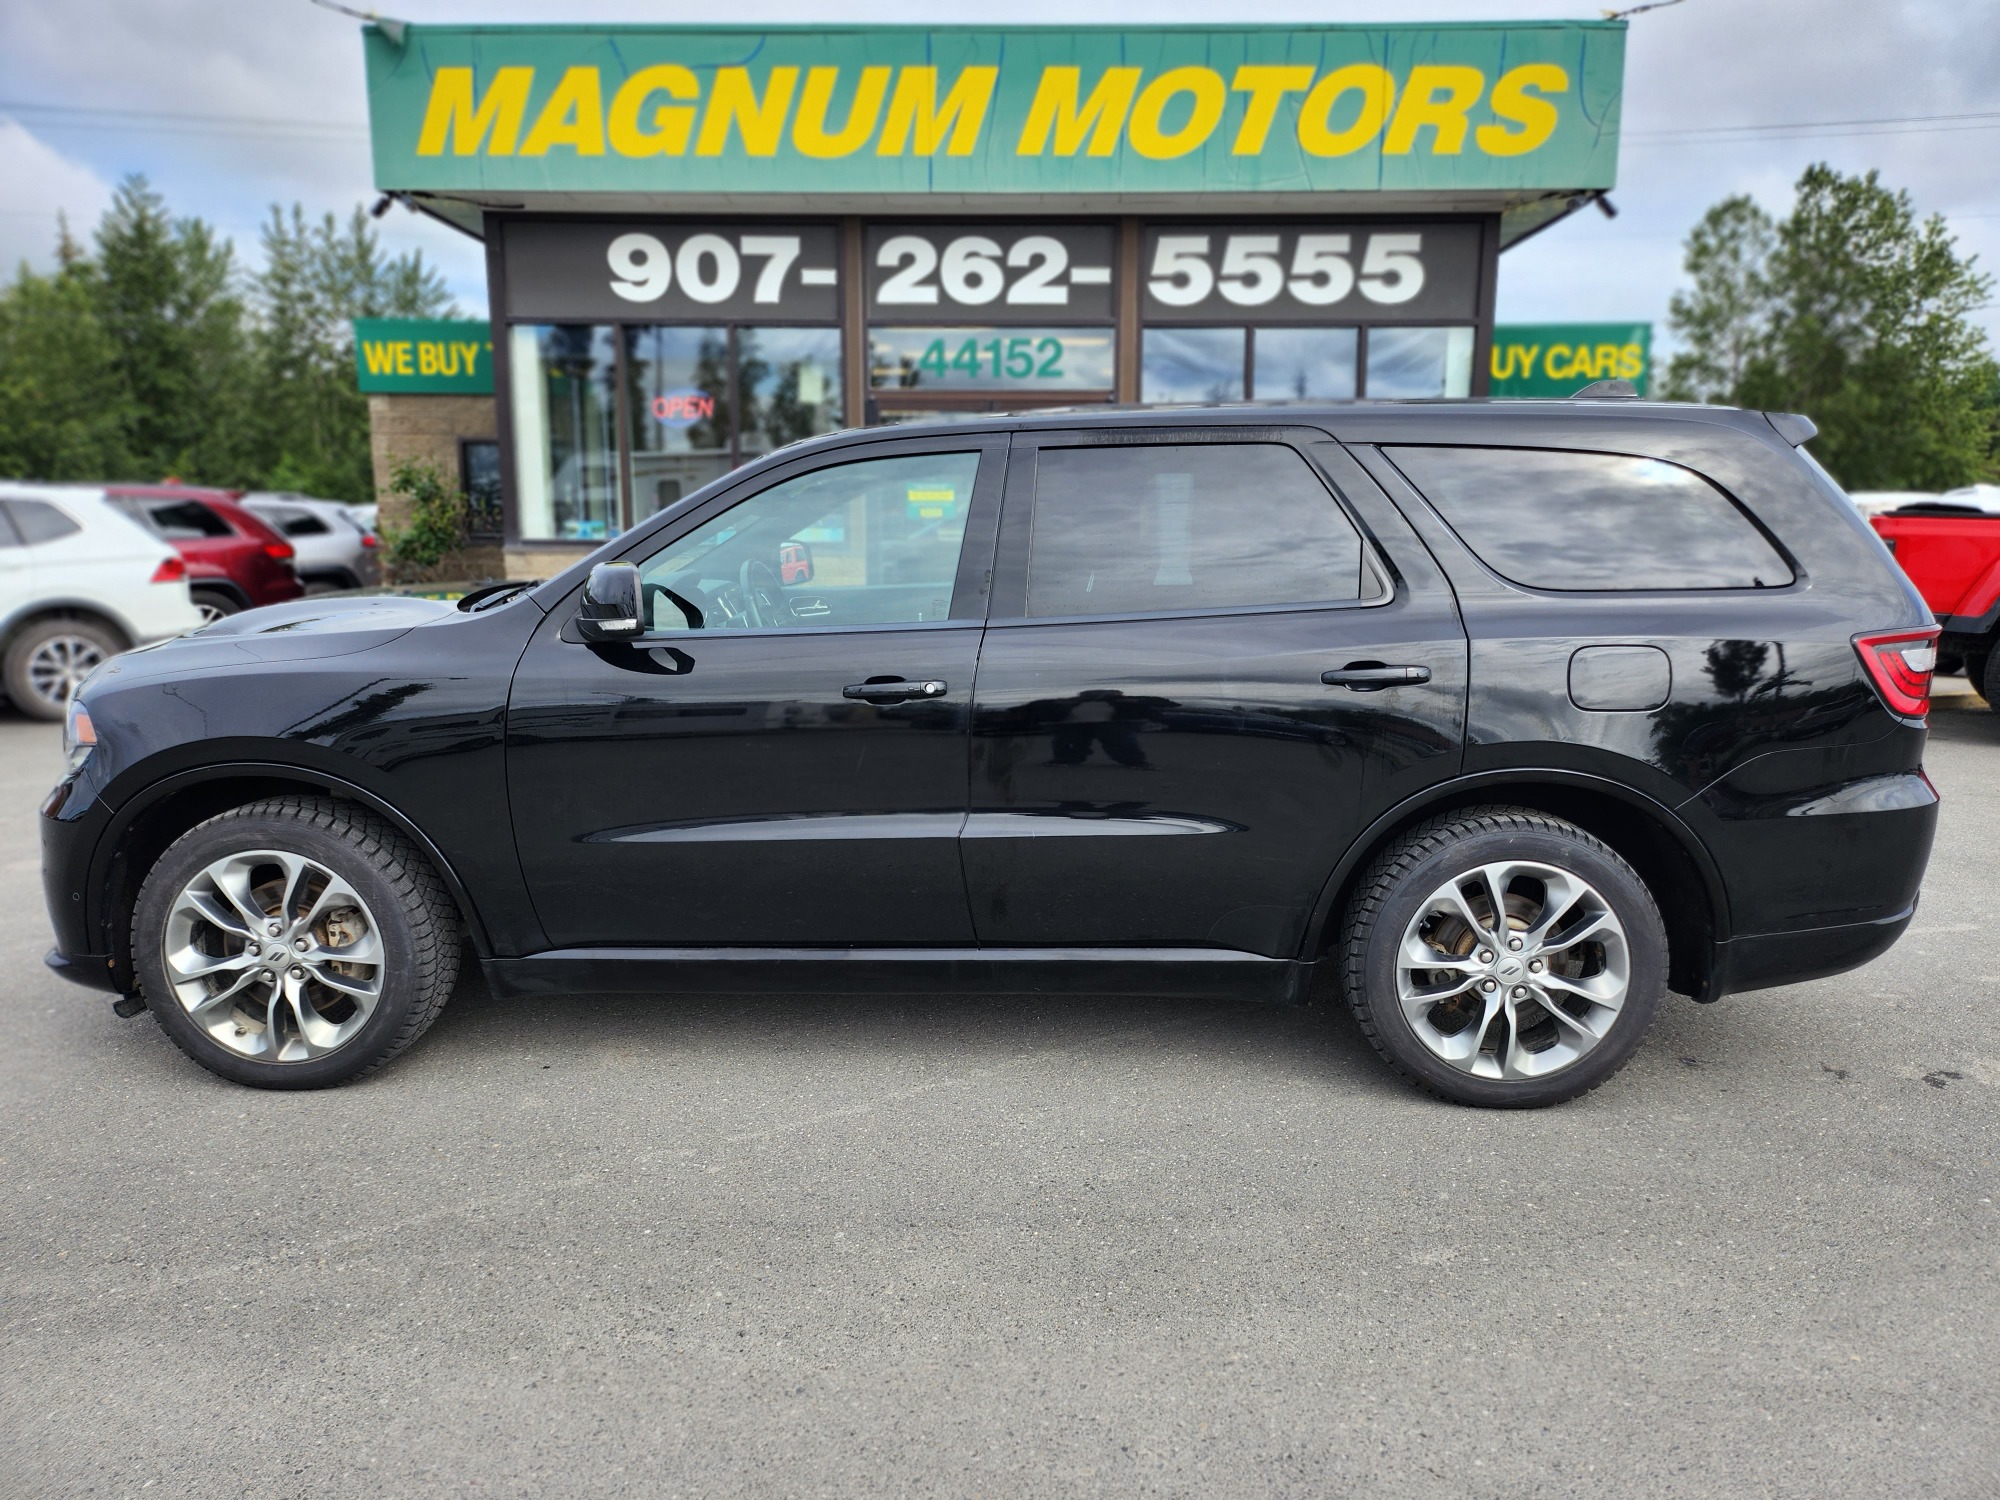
[906,485,958,521]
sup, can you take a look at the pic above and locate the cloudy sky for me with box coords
[2,0,1996,351]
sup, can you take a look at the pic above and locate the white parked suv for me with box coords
[0,484,203,720]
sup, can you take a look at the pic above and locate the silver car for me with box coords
[240,494,380,591]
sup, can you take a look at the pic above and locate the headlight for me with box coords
[63,697,96,768]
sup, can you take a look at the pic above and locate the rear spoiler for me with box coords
[1765,411,1818,447]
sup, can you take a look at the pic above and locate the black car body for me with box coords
[42,401,1939,1104]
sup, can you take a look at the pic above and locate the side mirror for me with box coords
[575,562,644,643]
[779,540,813,586]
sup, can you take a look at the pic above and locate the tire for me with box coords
[1339,806,1667,1108]
[131,796,460,1089]
[1966,651,1990,703]
[3,617,121,721]
[1982,649,2000,711]
[191,588,241,626]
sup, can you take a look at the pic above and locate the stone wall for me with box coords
[366,393,506,582]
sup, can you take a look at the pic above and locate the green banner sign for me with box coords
[1490,322,1651,397]
[363,22,1623,198]
[352,319,494,394]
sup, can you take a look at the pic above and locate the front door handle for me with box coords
[1321,663,1432,691]
[843,679,948,702]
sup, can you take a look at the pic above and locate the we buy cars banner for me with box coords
[362,21,1624,198]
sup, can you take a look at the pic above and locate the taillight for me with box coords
[1853,626,1941,718]
[150,556,186,584]
[360,533,378,549]
[263,541,295,561]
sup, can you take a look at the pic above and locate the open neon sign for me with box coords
[652,391,716,423]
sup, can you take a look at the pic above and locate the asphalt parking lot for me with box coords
[2,695,1996,1499]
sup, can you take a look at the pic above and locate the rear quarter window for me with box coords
[5,499,83,545]
[1386,446,1794,591]
[120,499,233,540]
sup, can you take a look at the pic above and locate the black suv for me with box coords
[42,402,1939,1106]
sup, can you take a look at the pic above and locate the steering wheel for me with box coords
[737,558,783,629]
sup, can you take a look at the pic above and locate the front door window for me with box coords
[637,451,982,633]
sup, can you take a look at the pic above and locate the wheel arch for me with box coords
[186,578,250,610]
[1303,770,1729,1002]
[0,600,138,653]
[92,763,491,993]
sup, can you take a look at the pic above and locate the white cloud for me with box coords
[0,121,114,280]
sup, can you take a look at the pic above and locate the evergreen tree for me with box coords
[0,262,135,481]
[252,205,453,500]
[90,175,255,483]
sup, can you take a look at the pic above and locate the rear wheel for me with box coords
[1982,650,2000,711]
[1965,651,1991,702]
[1339,807,1667,1108]
[3,618,119,721]
[132,797,460,1088]
[191,588,240,626]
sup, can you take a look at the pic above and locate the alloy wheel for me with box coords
[159,849,385,1063]
[25,634,105,709]
[1395,859,1630,1081]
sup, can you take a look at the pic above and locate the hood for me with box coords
[86,594,457,689]
[194,594,456,638]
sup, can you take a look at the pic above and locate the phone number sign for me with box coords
[501,220,841,321]
[1139,222,1481,324]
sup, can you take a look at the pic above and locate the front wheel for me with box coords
[1339,807,1667,1108]
[132,797,461,1088]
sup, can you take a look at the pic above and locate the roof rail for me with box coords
[1571,379,1639,399]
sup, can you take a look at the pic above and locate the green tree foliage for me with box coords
[1666,164,1998,489]
[0,234,135,480]
[254,205,452,501]
[0,175,452,501]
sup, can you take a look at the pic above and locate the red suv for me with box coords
[108,486,303,624]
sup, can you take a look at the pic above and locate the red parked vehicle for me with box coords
[1871,502,2000,706]
[106,485,303,624]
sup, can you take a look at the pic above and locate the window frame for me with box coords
[548,431,1011,644]
[1378,442,1803,596]
[987,424,1394,627]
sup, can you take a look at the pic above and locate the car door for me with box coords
[0,503,31,617]
[963,426,1468,958]
[507,434,1005,947]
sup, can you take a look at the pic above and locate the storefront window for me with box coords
[1366,326,1476,399]
[869,327,1114,393]
[1253,328,1359,401]
[1141,328,1245,403]
[510,324,620,543]
[624,326,733,524]
[738,327,845,462]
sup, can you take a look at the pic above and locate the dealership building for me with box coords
[358,19,1626,577]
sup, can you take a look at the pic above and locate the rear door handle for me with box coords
[1321,664,1432,691]
[843,679,948,701]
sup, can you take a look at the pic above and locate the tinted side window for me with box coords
[7,500,82,545]
[637,451,982,632]
[1387,446,1793,591]
[1026,442,1366,618]
[135,500,233,540]
[265,507,330,537]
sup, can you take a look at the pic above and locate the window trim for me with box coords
[989,425,1394,624]
[1378,442,1803,596]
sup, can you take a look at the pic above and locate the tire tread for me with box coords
[1338,804,1665,1108]
[133,795,460,1086]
